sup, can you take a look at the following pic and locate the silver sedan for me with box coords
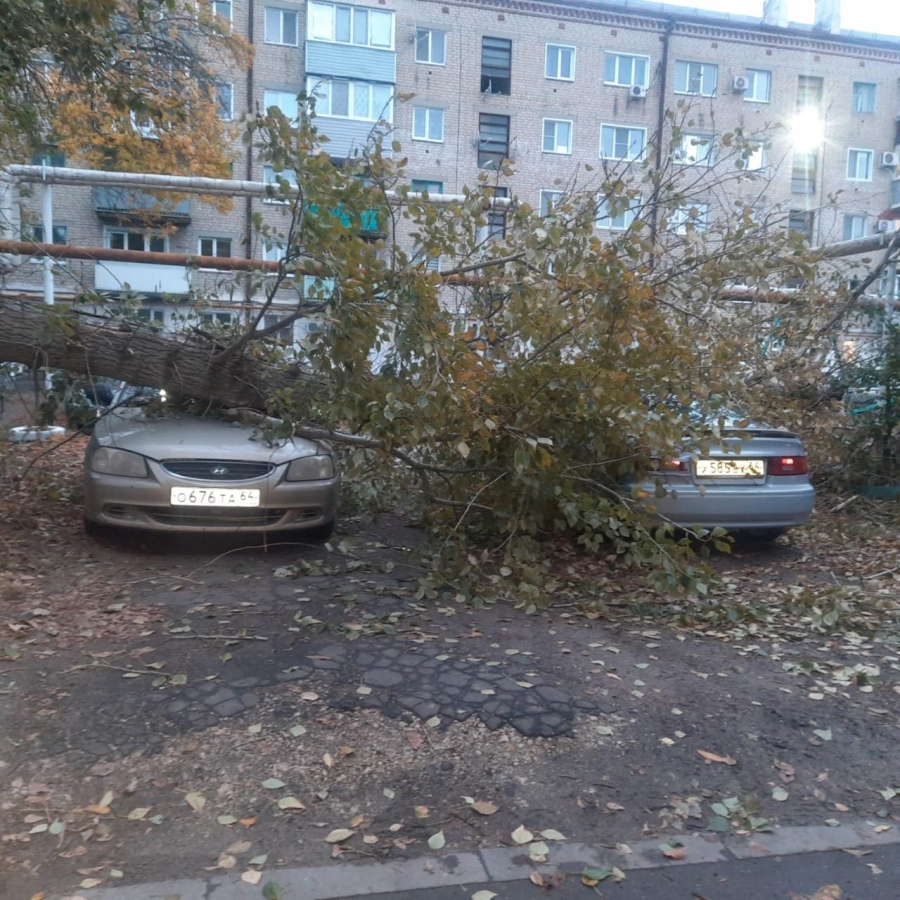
[627,422,815,540]
[83,410,339,537]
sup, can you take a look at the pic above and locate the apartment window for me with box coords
[31,150,65,167]
[411,179,443,194]
[600,124,646,161]
[540,190,564,217]
[217,82,233,120]
[130,111,156,139]
[31,224,68,244]
[136,308,165,325]
[201,312,234,326]
[306,78,393,122]
[263,313,294,343]
[843,215,867,240]
[847,148,874,181]
[302,275,336,298]
[790,152,817,194]
[477,113,510,168]
[415,28,446,64]
[596,196,641,231]
[199,237,233,258]
[545,44,575,81]
[744,69,770,103]
[481,36,511,95]
[743,142,768,172]
[797,75,823,109]
[413,107,444,142]
[263,165,298,202]
[307,2,393,49]
[852,82,876,113]
[263,242,284,262]
[674,61,717,96]
[486,187,508,239]
[107,230,165,252]
[265,8,298,45]
[210,0,232,19]
[603,53,649,88]
[671,203,709,234]
[414,249,442,271]
[263,89,299,123]
[542,118,572,155]
[788,209,815,241]
[676,132,713,166]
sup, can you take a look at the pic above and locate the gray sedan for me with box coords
[627,422,814,540]
[83,409,339,537]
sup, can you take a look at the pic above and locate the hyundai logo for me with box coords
[211,465,229,476]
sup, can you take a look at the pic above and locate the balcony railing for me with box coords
[93,187,191,223]
[94,260,190,296]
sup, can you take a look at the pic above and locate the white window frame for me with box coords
[210,0,232,21]
[302,275,336,298]
[743,142,768,172]
[217,81,234,121]
[599,124,646,161]
[130,110,157,139]
[263,165,298,203]
[545,44,575,81]
[265,8,299,46]
[307,1,393,50]
[201,311,235,326]
[843,214,867,241]
[595,195,642,231]
[744,69,770,103]
[540,190,564,217]
[671,203,709,235]
[676,132,714,166]
[105,228,166,252]
[542,118,573,155]
[306,77,394,123]
[674,60,717,97]
[412,107,444,142]
[604,52,649,88]
[263,89,299,123]
[852,82,876,114]
[846,148,874,182]
[415,28,446,65]
[198,236,233,270]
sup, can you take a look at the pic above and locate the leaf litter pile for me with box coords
[1,436,900,897]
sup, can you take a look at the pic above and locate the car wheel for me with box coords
[744,528,785,542]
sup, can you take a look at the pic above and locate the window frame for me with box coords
[846,148,874,182]
[540,190,564,217]
[105,228,166,253]
[306,77,394,123]
[595,194,642,231]
[262,164,298,203]
[843,214,867,241]
[545,43,575,81]
[743,141,768,172]
[412,106,445,143]
[676,132,714,166]
[744,69,771,103]
[263,89,300,123]
[411,179,444,195]
[264,7,299,46]
[31,224,68,245]
[788,209,815,241]
[674,60,718,97]
[477,112,510,168]
[671,202,709,235]
[415,28,446,65]
[852,82,876,114]
[599,123,646,161]
[198,237,233,268]
[603,52,649,88]
[480,36,512,95]
[542,118,573,155]
[217,81,234,121]
[210,0,232,21]
[307,1,394,50]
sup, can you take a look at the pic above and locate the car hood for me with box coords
[94,412,327,464]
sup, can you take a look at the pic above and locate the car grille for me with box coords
[144,507,287,528]
[161,460,274,481]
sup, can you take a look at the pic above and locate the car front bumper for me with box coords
[84,464,339,533]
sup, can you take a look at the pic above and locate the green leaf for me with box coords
[262,882,284,900]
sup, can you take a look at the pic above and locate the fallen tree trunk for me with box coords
[0,298,323,410]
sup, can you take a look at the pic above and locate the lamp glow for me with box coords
[791,109,826,154]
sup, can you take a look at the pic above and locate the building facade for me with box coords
[3,0,900,338]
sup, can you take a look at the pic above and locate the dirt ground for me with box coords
[1,435,899,898]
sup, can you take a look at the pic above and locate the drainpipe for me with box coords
[244,0,256,318]
[649,17,675,252]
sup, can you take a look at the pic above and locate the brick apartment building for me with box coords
[3,0,900,342]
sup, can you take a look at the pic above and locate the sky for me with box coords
[653,0,900,37]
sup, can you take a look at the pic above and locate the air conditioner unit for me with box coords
[876,220,892,233]
[629,84,648,99]
[732,75,750,92]
[881,151,900,168]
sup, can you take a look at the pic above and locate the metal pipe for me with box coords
[2,166,512,207]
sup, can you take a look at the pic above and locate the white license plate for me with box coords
[170,487,260,507]
[695,459,765,478]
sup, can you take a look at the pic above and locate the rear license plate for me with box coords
[695,459,764,478]
[170,487,260,507]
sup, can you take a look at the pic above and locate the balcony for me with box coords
[308,203,386,238]
[93,187,191,224]
[94,260,190,296]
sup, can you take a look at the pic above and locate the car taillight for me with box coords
[769,455,809,476]
[663,459,686,471]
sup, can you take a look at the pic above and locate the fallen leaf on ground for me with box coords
[471,892,497,900]
[511,825,533,844]
[662,845,686,860]
[407,733,424,750]
[262,778,286,790]
[324,829,355,843]
[529,872,545,886]
[541,829,566,841]
[697,750,737,766]
[471,800,498,816]
[277,797,304,810]
[185,792,206,812]
[427,831,445,850]
[241,870,262,885]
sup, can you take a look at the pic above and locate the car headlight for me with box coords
[286,454,335,481]
[90,447,149,478]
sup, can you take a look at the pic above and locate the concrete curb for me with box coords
[54,818,900,900]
